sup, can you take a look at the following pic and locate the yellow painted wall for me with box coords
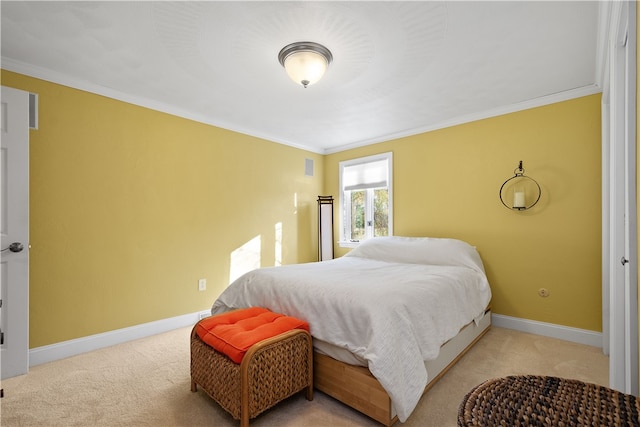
[1,70,324,348]
[326,95,602,331]
[1,69,602,347]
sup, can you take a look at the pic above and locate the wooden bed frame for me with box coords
[313,309,492,426]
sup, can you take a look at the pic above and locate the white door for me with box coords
[606,0,638,395]
[0,86,30,380]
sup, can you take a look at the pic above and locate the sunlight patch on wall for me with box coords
[275,222,282,266]
[229,235,261,285]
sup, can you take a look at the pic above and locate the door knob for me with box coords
[1,242,24,253]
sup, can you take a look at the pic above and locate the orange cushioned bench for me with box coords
[190,307,313,427]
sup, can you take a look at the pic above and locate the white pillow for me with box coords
[344,236,485,273]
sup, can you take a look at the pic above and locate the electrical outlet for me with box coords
[198,279,207,291]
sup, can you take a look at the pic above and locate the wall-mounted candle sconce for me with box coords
[499,161,541,211]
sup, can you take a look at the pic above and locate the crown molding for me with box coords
[324,84,603,154]
[1,57,323,154]
[2,57,601,156]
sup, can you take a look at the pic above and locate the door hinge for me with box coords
[1,330,4,345]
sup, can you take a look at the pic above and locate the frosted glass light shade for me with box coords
[278,42,333,88]
[284,51,328,88]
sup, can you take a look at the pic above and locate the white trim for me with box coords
[604,0,638,395]
[338,152,393,245]
[338,240,358,249]
[0,57,320,154]
[28,311,602,368]
[602,101,611,356]
[325,85,602,154]
[2,57,601,156]
[492,314,602,348]
[28,310,211,367]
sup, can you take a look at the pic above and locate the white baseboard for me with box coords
[29,311,602,368]
[492,313,603,348]
[29,309,212,367]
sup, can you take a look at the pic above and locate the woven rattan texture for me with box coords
[458,375,640,426]
[191,332,242,417]
[190,327,311,422]
[245,333,311,415]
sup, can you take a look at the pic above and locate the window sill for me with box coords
[338,240,360,248]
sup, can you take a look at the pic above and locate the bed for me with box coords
[210,236,492,425]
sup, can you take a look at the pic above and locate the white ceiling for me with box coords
[1,1,603,154]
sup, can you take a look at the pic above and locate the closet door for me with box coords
[605,0,638,395]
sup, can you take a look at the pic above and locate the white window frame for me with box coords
[338,152,393,248]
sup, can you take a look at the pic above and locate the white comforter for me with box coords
[211,237,492,422]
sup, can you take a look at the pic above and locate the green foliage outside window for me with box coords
[349,188,388,240]
[350,191,365,240]
[374,189,388,237]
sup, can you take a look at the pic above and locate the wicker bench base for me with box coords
[458,375,640,426]
[190,325,313,427]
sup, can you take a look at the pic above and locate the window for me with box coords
[339,152,393,247]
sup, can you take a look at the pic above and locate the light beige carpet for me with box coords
[0,326,608,427]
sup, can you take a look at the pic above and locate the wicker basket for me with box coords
[190,325,313,427]
[458,375,640,426]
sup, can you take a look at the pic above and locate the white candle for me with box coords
[514,191,525,208]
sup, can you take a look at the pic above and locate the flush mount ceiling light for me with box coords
[278,41,333,88]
